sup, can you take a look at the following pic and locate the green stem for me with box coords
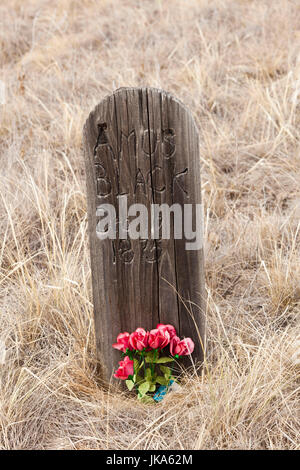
[140,351,146,376]
[152,349,157,378]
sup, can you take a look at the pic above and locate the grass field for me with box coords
[0,0,299,450]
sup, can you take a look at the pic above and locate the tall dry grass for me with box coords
[0,0,299,449]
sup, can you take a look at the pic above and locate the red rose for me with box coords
[112,332,132,353]
[113,356,134,380]
[170,336,194,356]
[148,328,170,350]
[169,335,181,355]
[156,323,177,339]
[129,328,148,351]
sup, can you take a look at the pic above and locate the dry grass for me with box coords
[0,0,299,450]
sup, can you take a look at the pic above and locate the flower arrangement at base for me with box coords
[113,324,194,403]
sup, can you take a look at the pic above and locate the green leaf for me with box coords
[133,359,140,371]
[135,375,144,385]
[159,365,171,376]
[145,367,152,380]
[138,381,150,396]
[125,380,135,391]
[149,384,156,392]
[138,395,155,404]
[156,376,169,386]
[156,356,174,364]
[144,351,156,363]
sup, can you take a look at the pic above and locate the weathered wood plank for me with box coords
[83,87,206,379]
[146,88,179,330]
[165,92,206,364]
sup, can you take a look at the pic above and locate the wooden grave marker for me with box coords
[83,87,206,380]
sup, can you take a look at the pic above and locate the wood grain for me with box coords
[83,87,206,379]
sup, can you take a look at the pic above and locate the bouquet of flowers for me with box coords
[113,323,194,402]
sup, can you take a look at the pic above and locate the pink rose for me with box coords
[179,338,194,355]
[112,332,132,352]
[148,328,170,350]
[129,328,148,351]
[170,336,194,356]
[156,323,177,339]
[113,356,134,380]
